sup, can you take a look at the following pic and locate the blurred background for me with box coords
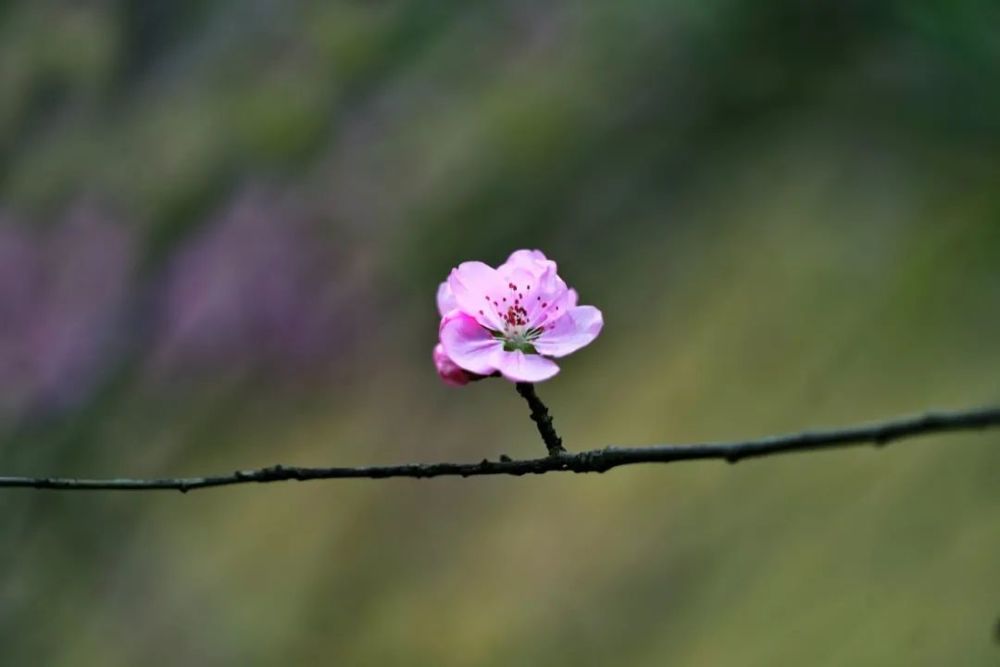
[1,1,999,664]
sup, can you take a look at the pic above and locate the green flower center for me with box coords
[493,328,542,354]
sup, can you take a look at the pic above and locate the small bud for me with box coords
[434,344,478,387]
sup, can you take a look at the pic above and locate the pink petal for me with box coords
[439,312,502,375]
[507,249,549,264]
[520,263,571,329]
[433,343,475,386]
[502,249,555,278]
[533,306,603,358]
[436,282,458,317]
[501,266,540,314]
[493,349,560,382]
[447,261,507,331]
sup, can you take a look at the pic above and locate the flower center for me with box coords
[497,328,541,353]
[481,281,548,353]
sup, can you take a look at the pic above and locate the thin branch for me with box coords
[0,405,997,493]
[515,382,565,455]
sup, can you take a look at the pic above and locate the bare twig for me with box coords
[0,405,997,493]
[515,383,565,455]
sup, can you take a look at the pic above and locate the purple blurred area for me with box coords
[0,205,132,417]
[0,187,375,418]
[148,186,371,385]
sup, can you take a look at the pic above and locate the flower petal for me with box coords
[494,349,560,382]
[501,249,555,279]
[533,305,603,358]
[439,312,501,375]
[521,263,571,329]
[436,282,458,317]
[506,249,549,265]
[447,261,507,330]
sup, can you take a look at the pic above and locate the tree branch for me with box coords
[514,382,565,455]
[0,406,997,493]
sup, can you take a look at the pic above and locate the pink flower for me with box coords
[434,250,603,383]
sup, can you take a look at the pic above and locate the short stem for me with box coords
[515,383,566,456]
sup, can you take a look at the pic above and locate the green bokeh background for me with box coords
[1,1,999,665]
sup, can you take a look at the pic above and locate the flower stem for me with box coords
[515,383,565,456]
